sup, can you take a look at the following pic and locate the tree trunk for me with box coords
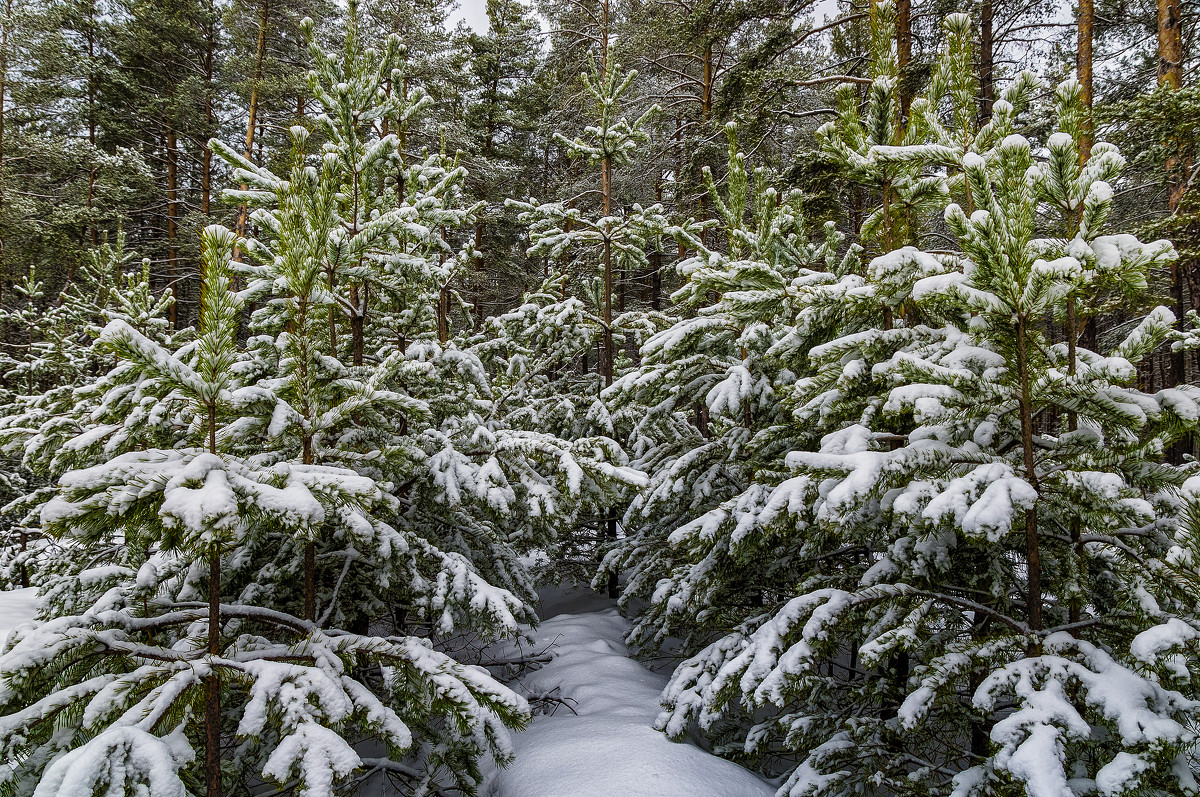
[437,284,450,344]
[167,125,180,328]
[437,226,449,345]
[205,548,222,797]
[979,0,994,121]
[350,284,365,365]
[327,267,337,356]
[86,0,97,246]
[303,541,316,621]
[201,0,215,216]
[896,0,913,115]
[235,0,270,256]
[1159,0,1188,407]
[601,155,613,391]
[1078,0,1094,158]
[1158,0,1183,88]
[0,0,8,304]
[205,400,222,797]
[1015,317,1043,634]
[649,249,662,310]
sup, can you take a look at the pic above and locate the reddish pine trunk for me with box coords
[205,546,222,797]
[167,125,180,328]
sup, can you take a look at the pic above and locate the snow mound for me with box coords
[0,588,37,648]
[481,609,776,797]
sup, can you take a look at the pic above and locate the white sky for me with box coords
[447,0,490,32]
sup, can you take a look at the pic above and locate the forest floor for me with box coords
[0,587,36,647]
[0,583,775,796]
[478,584,777,797]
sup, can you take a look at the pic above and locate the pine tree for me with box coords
[0,232,176,590]
[652,85,1200,797]
[213,4,645,615]
[463,0,541,320]
[599,124,859,650]
[504,56,667,589]
[0,225,532,797]
[817,6,1038,257]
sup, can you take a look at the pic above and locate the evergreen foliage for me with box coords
[650,85,1200,797]
[6,0,1200,794]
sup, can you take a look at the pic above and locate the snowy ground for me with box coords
[0,587,37,648]
[480,585,777,797]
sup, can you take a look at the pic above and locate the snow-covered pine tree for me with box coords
[597,123,859,650]
[817,6,1037,257]
[211,4,646,624]
[0,232,177,590]
[600,6,1022,654]
[0,226,531,797]
[503,56,666,587]
[505,54,668,390]
[653,88,1200,797]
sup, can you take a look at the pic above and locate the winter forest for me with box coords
[5,0,1200,793]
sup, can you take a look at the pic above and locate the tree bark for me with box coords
[1159,0,1187,407]
[205,549,222,797]
[896,0,913,115]
[235,0,270,252]
[980,0,994,121]
[1158,0,1183,88]
[201,0,215,216]
[1078,0,1094,158]
[437,284,451,344]
[303,541,316,622]
[167,125,180,328]
[205,402,222,797]
[350,284,365,365]
[0,0,8,304]
[86,0,97,246]
[1016,317,1043,633]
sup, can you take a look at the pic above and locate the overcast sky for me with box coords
[447,0,490,32]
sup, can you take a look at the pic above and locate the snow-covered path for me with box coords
[0,587,37,647]
[481,594,776,797]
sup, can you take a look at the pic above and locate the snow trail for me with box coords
[481,589,776,797]
[0,588,37,648]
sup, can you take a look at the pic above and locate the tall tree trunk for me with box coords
[1158,0,1183,89]
[0,0,8,305]
[601,175,613,387]
[201,0,215,217]
[1016,317,1043,634]
[696,42,714,245]
[896,0,913,115]
[980,0,994,121]
[1078,0,1094,158]
[600,0,619,599]
[205,402,222,797]
[235,0,270,254]
[472,72,500,320]
[167,125,180,328]
[86,0,98,246]
[1159,0,1188,408]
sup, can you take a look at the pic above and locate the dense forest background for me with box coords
[1,0,1192,343]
